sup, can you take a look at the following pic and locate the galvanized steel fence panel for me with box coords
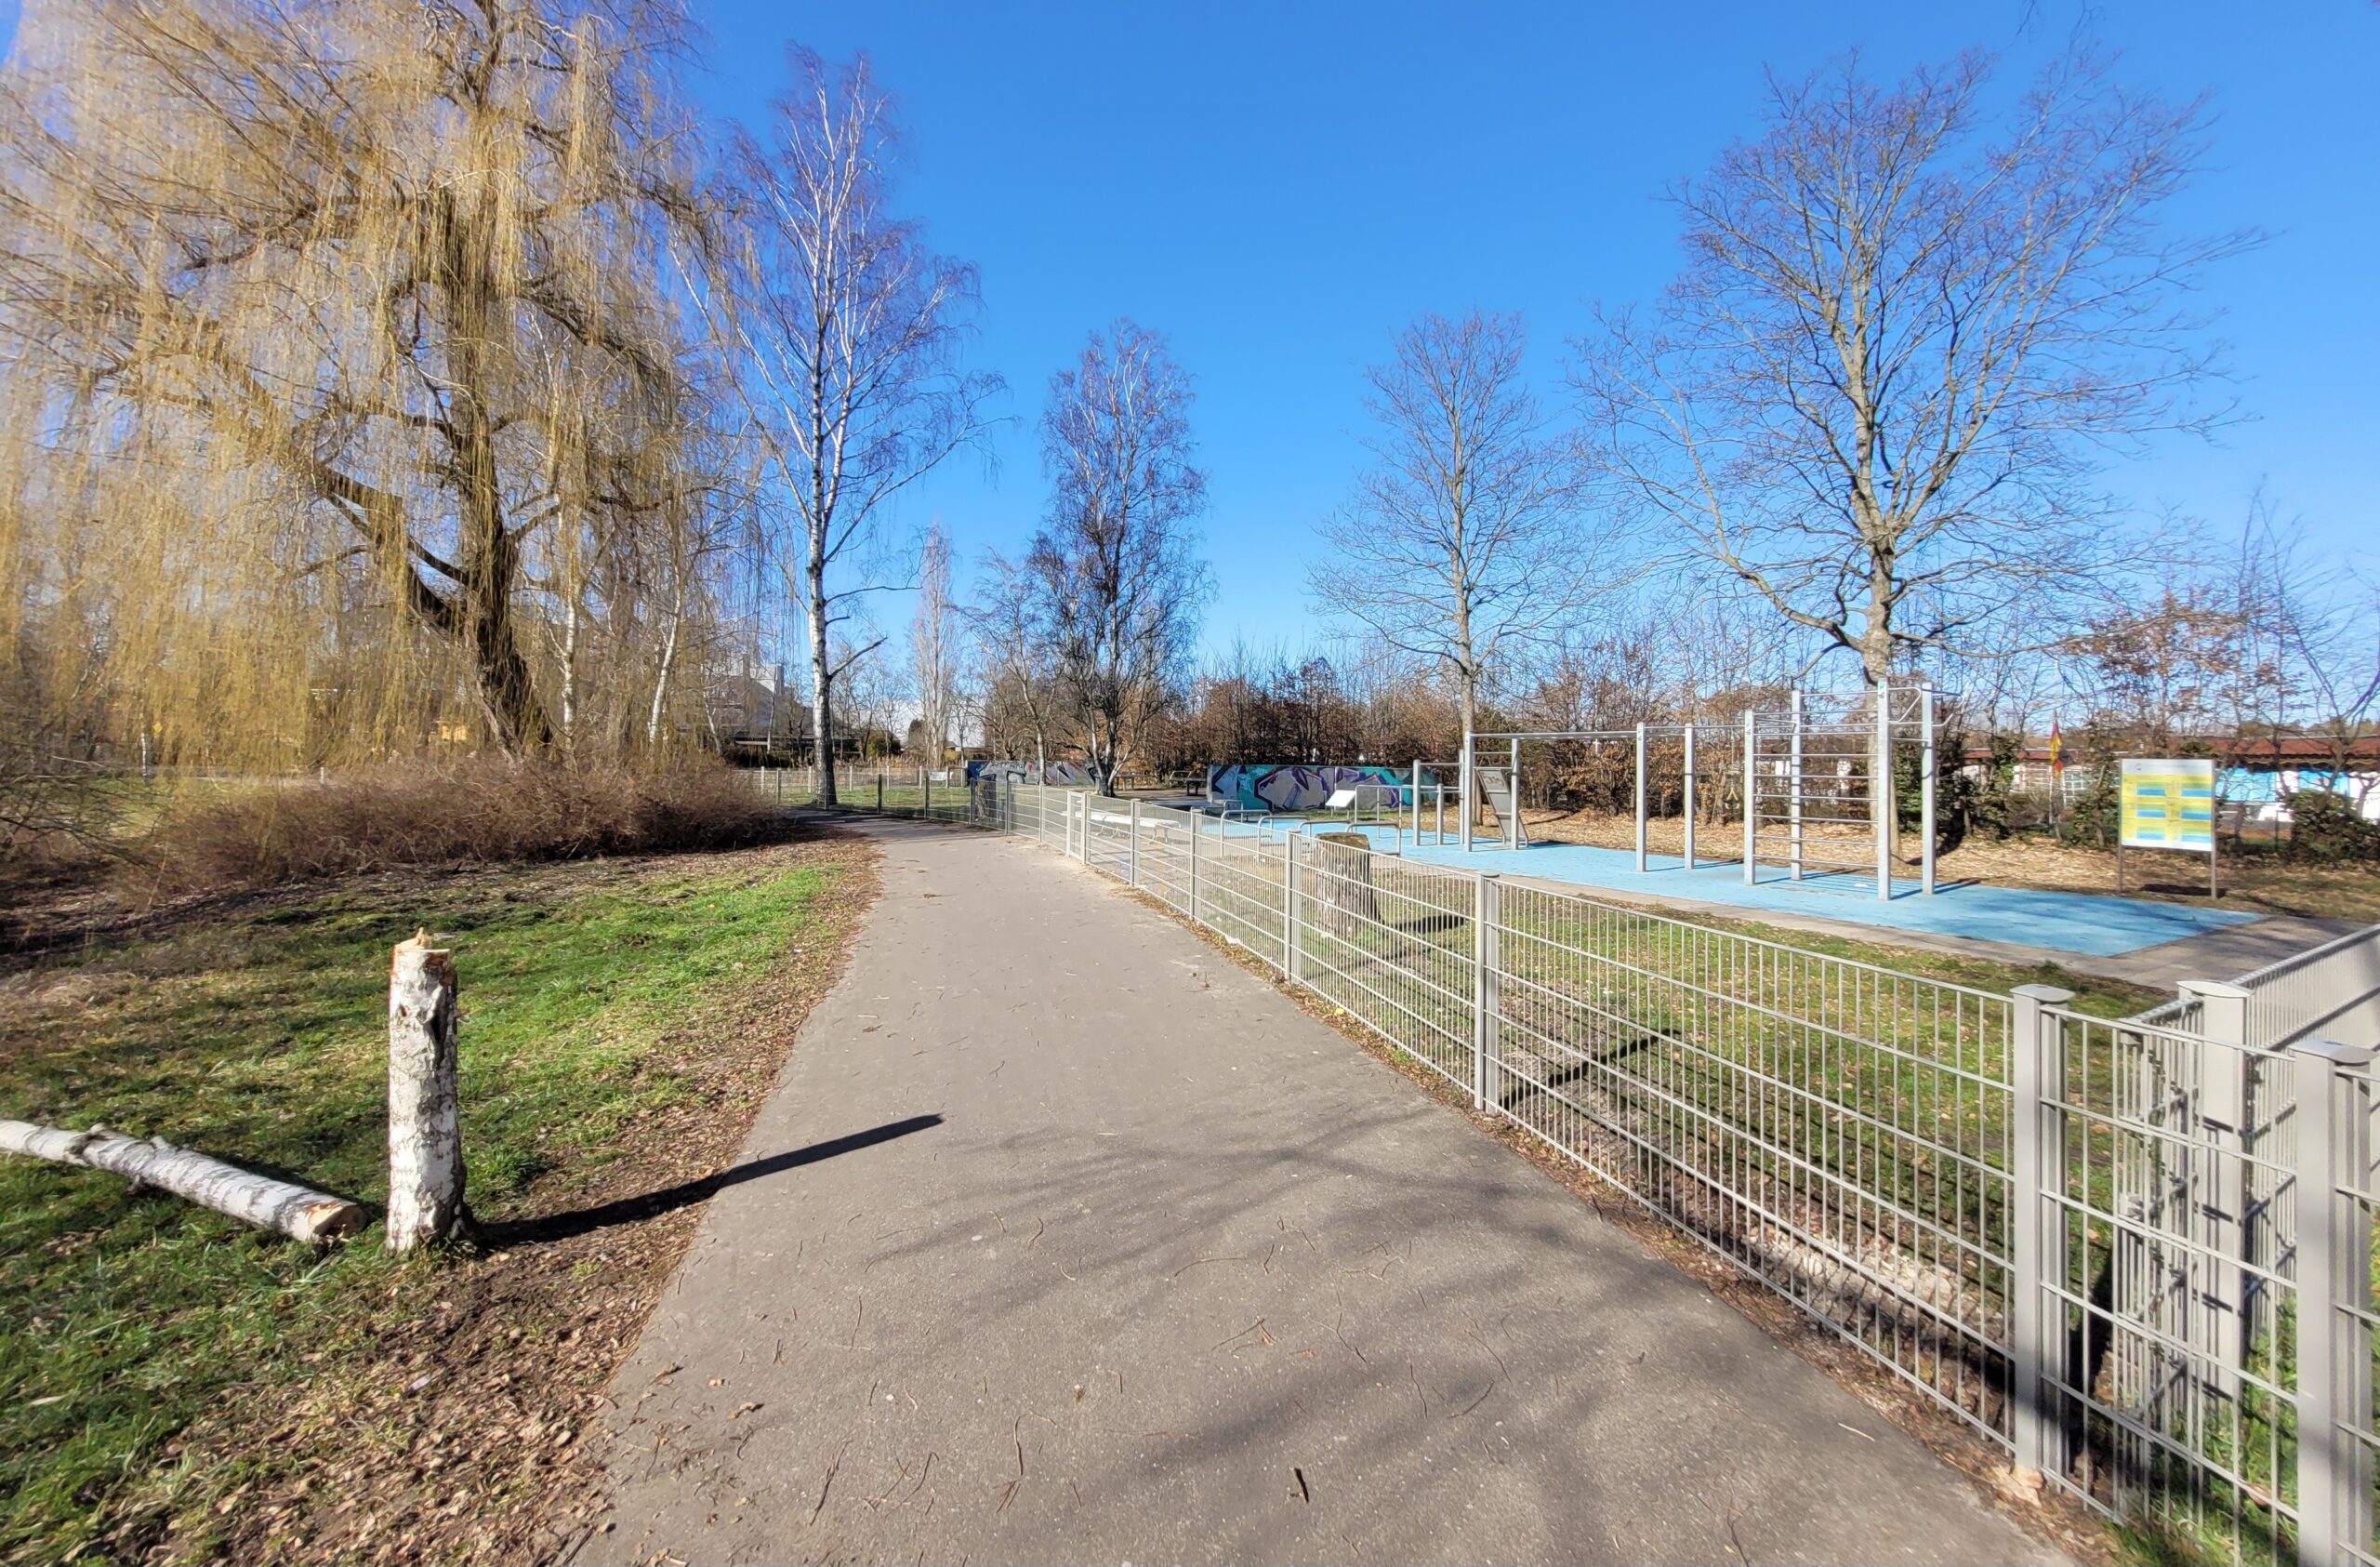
[800,779,2377,1566]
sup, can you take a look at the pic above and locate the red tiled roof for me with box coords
[1964,736,2380,765]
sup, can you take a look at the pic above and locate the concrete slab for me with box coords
[582,817,2066,1567]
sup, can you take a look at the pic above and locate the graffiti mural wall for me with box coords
[968,760,1091,787]
[1205,764,1431,812]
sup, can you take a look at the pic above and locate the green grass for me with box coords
[0,853,847,1564]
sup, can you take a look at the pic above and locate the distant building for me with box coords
[1965,736,2380,822]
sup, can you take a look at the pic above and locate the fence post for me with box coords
[1411,759,1423,843]
[1633,723,1648,873]
[1473,872,1501,1112]
[1789,688,1805,882]
[1188,809,1201,923]
[1130,798,1143,888]
[1743,709,1757,885]
[1683,724,1698,870]
[2292,1039,2376,1567]
[1920,684,1937,896]
[1283,830,1300,979]
[1460,731,1474,853]
[1507,737,1521,851]
[877,774,883,814]
[1874,677,1893,901]
[2009,983,2074,1481]
[2183,978,2252,1387]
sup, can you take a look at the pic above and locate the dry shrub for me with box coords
[140,759,775,889]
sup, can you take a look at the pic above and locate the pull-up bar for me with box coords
[1460,683,1942,899]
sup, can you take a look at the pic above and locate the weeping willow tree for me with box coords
[0,0,743,812]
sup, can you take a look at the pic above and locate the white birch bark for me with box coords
[387,928,466,1253]
[0,1120,365,1243]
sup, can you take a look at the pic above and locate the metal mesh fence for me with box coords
[1492,878,2015,1439]
[794,777,2377,1566]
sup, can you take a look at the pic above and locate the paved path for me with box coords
[584,817,2063,1567]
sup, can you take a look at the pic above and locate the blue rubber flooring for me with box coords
[1221,821,2252,957]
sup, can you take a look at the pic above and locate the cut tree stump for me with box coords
[0,1120,366,1243]
[388,928,466,1253]
[1312,831,1381,939]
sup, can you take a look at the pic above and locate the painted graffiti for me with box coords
[1205,764,1430,813]
[968,760,1091,787]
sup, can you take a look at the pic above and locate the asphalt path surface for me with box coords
[583,815,2063,1567]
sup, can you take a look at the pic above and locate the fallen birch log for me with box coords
[0,1120,366,1243]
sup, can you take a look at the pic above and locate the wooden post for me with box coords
[387,930,465,1253]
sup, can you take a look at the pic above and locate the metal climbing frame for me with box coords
[1740,682,1939,899]
[1460,723,1744,871]
[1461,682,1942,900]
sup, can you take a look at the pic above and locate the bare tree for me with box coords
[1312,312,1615,746]
[703,46,996,802]
[1028,321,1211,795]
[972,550,1060,767]
[1574,46,2255,852]
[2270,541,2380,814]
[2061,587,2250,751]
[906,520,959,764]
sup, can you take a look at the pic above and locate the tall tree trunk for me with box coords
[558,594,580,754]
[806,556,837,805]
[1863,581,1897,870]
[442,201,552,757]
[645,611,681,748]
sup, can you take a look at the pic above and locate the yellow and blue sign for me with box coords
[2120,758,2216,853]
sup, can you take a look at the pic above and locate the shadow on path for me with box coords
[486,1113,944,1247]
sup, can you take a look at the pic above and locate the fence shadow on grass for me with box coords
[484,1112,945,1248]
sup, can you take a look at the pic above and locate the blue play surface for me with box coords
[1217,820,2252,958]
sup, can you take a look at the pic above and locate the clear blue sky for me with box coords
[3,2,2368,662]
[684,1,2373,661]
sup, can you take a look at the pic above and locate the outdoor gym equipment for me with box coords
[1459,682,1942,900]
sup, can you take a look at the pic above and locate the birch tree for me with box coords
[1028,321,1210,795]
[707,47,996,804]
[1573,47,2255,852]
[1311,311,1615,745]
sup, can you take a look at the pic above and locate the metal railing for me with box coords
[2127,924,2380,1054]
[2233,925,2380,1051]
[804,777,2379,1566]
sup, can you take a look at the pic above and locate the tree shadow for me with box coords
[483,1112,945,1248]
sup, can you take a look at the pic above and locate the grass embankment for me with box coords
[0,832,875,1565]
